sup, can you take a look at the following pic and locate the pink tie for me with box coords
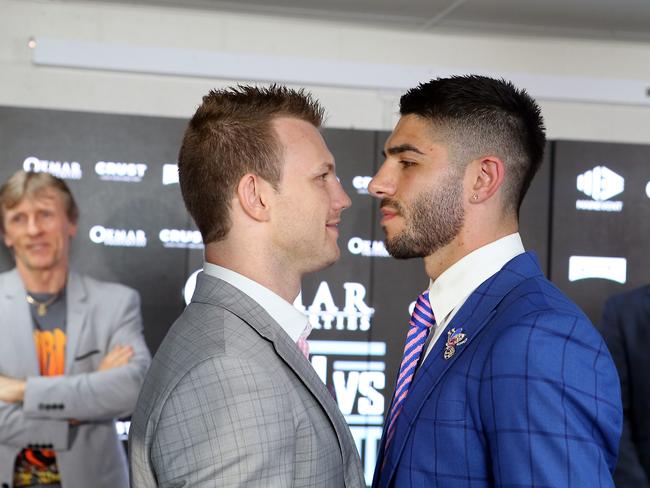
[383,291,435,451]
[296,323,312,359]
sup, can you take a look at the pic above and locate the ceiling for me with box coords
[55,0,650,42]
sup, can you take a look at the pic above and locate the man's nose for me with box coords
[368,163,396,198]
[334,179,352,211]
[26,216,42,235]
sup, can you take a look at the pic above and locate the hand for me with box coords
[0,375,26,403]
[97,345,134,372]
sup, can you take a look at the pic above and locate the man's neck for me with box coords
[423,221,518,281]
[17,265,67,293]
[205,243,301,304]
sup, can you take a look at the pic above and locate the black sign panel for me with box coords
[0,106,191,352]
[551,140,650,325]
[0,106,567,486]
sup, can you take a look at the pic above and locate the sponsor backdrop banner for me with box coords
[551,140,650,324]
[4,106,630,485]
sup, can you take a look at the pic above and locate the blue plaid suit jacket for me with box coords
[373,252,622,488]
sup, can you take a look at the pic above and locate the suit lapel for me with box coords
[381,252,544,484]
[65,272,88,373]
[2,269,39,376]
[191,273,356,472]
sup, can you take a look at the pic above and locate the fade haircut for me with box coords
[178,84,325,244]
[0,170,79,233]
[400,75,546,214]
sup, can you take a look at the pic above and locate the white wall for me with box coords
[2,0,650,143]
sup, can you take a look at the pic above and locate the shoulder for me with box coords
[0,267,21,289]
[72,272,139,301]
[601,284,650,335]
[486,275,609,369]
[0,268,13,280]
[146,303,283,399]
[501,273,586,321]
[137,306,290,425]
[479,277,620,411]
[604,284,649,310]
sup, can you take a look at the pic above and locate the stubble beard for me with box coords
[383,172,465,259]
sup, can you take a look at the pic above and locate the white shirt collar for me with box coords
[202,262,309,342]
[428,233,525,327]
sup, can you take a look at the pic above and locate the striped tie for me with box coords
[383,291,435,450]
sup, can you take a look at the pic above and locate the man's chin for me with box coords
[21,257,58,272]
[306,247,340,273]
[323,247,341,268]
[385,237,425,260]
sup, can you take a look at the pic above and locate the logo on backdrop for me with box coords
[568,255,627,284]
[115,421,130,441]
[296,281,382,485]
[23,156,82,180]
[183,269,201,304]
[309,339,385,485]
[162,164,179,185]
[348,237,389,257]
[352,176,372,195]
[89,225,147,248]
[646,180,650,199]
[576,166,624,212]
[159,229,203,249]
[184,273,375,332]
[294,281,375,332]
[95,161,147,182]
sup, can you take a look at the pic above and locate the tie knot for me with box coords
[411,291,435,329]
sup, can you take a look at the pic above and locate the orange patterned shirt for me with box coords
[13,328,66,487]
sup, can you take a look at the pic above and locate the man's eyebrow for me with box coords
[381,144,425,158]
[315,162,334,173]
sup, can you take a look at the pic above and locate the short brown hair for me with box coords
[178,84,325,244]
[0,170,79,232]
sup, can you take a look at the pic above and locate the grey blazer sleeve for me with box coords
[151,356,300,487]
[22,288,151,421]
[0,402,69,449]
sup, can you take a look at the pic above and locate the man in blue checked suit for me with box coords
[369,75,622,487]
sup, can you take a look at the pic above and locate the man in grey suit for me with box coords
[129,85,365,487]
[0,170,151,488]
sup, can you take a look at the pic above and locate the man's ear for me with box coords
[68,222,78,238]
[468,156,505,204]
[236,173,273,222]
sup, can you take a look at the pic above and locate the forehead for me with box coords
[273,117,333,166]
[384,114,449,157]
[4,187,66,214]
[386,115,437,146]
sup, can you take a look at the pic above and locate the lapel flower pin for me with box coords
[444,328,468,360]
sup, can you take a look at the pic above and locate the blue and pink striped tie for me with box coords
[384,291,435,449]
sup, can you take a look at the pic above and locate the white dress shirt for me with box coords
[422,233,525,360]
[203,262,310,342]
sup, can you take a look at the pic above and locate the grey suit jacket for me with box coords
[0,268,151,488]
[129,272,365,487]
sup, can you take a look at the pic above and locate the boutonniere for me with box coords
[444,328,468,360]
